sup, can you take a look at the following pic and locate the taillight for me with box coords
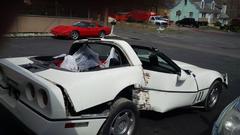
[37,89,48,108]
[25,83,35,101]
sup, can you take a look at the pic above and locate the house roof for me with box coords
[172,0,223,14]
[192,1,221,13]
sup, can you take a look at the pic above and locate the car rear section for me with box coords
[0,58,105,135]
[102,26,111,35]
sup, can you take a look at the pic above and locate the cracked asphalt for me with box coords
[0,27,240,135]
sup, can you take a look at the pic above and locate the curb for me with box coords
[4,33,53,38]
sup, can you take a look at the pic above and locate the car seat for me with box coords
[103,47,119,68]
[149,54,158,66]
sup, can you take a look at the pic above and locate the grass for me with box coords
[115,22,188,34]
[115,22,234,35]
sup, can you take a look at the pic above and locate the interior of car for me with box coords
[28,42,129,72]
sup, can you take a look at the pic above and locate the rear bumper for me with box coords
[0,93,106,135]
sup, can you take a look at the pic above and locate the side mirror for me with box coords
[177,69,188,81]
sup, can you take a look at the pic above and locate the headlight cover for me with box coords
[25,83,35,101]
[213,97,240,135]
[37,89,48,108]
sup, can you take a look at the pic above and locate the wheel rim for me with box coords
[100,32,105,38]
[71,31,79,40]
[110,109,135,135]
[208,86,220,108]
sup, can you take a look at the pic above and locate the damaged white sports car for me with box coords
[0,38,228,135]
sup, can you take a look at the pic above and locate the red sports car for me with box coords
[51,20,111,40]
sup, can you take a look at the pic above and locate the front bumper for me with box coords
[222,73,228,88]
[0,93,106,135]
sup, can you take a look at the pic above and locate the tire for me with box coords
[204,80,222,111]
[99,31,106,38]
[99,98,139,135]
[155,22,161,26]
[70,31,80,40]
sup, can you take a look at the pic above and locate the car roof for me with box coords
[74,20,96,24]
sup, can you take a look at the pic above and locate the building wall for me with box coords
[227,0,240,18]
[8,15,86,33]
[215,0,240,18]
[170,0,199,22]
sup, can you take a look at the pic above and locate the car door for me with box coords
[86,22,100,37]
[75,22,90,37]
[133,46,198,113]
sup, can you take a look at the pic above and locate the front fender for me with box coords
[194,70,224,90]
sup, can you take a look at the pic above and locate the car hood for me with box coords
[173,60,224,90]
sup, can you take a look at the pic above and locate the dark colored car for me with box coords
[229,18,240,32]
[176,18,199,28]
[51,20,111,40]
[212,97,240,135]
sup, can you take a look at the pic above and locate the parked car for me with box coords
[50,20,111,40]
[176,18,199,28]
[229,18,240,32]
[0,38,228,135]
[212,97,240,135]
[149,16,168,27]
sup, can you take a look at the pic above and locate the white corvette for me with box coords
[0,38,228,135]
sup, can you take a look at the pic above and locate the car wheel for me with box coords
[204,80,222,111]
[70,31,80,40]
[99,31,106,38]
[99,98,139,135]
[155,22,161,26]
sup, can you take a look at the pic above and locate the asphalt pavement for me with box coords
[0,27,240,135]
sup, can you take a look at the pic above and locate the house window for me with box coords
[176,10,181,18]
[185,0,187,5]
[189,12,193,18]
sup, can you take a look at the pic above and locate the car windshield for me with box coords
[98,22,104,27]
[155,17,163,20]
[72,22,80,26]
[72,21,91,27]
